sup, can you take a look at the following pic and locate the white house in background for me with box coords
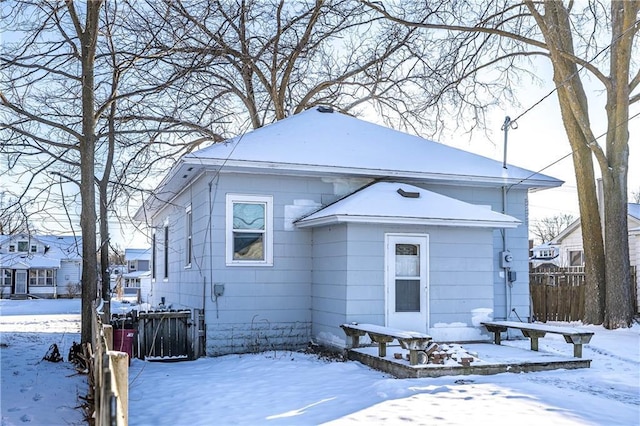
[547,203,640,310]
[134,106,562,356]
[123,248,151,287]
[0,234,82,298]
[529,241,561,268]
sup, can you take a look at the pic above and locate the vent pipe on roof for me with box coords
[317,106,334,113]
[397,188,420,198]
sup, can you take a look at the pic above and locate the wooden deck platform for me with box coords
[346,343,591,379]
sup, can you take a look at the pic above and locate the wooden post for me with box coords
[103,324,113,351]
[108,351,129,426]
[574,344,583,358]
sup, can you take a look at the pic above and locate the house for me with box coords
[0,234,82,299]
[134,106,562,356]
[123,248,151,288]
[545,202,640,310]
[110,248,151,303]
[529,241,561,268]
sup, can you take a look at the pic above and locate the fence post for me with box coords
[108,351,129,426]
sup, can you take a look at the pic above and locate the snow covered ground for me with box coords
[1,299,639,425]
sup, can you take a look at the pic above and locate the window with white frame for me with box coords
[185,205,192,267]
[569,250,584,266]
[226,194,273,265]
[1,269,12,287]
[29,269,54,286]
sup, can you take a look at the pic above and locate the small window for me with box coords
[185,205,192,267]
[8,245,15,252]
[1,269,12,287]
[18,241,28,252]
[569,250,584,266]
[226,194,273,266]
[30,245,37,253]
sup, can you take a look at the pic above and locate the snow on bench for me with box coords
[481,321,594,358]
[341,323,432,366]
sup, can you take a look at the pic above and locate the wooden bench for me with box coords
[481,321,594,358]
[341,323,432,366]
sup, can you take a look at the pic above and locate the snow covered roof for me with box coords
[0,234,81,259]
[629,203,640,221]
[125,248,151,262]
[135,107,562,220]
[0,253,61,269]
[295,182,521,229]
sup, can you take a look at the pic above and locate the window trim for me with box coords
[185,205,193,268]
[225,194,273,266]
[151,232,156,281]
[163,222,169,280]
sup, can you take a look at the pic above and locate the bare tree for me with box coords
[1,1,220,338]
[0,191,33,235]
[632,188,640,204]
[531,214,576,244]
[141,0,484,136]
[365,0,638,328]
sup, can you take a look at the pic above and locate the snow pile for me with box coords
[1,299,639,426]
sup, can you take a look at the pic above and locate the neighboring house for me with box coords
[134,106,562,356]
[529,241,561,268]
[123,248,151,288]
[548,203,640,310]
[0,234,82,299]
[548,203,640,268]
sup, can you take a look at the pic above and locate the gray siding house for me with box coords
[135,107,562,356]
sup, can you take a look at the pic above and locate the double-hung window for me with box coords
[163,224,169,279]
[226,194,273,266]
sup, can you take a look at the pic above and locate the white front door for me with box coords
[15,270,27,294]
[385,234,429,333]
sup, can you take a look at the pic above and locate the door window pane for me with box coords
[396,279,420,312]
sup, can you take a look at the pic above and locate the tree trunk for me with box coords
[601,0,635,328]
[534,1,607,323]
[75,1,104,344]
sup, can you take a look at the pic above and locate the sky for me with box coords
[1,298,639,426]
[2,54,638,249]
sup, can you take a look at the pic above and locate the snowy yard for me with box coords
[1,299,639,425]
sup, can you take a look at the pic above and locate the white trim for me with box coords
[225,194,273,266]
[296,215,520,229]
[385,233,430,333]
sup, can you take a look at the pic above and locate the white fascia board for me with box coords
[295,215,521,229]
[186,158,562,189]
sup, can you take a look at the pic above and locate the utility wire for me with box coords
[510,17,640,126]
[508,109,640,191]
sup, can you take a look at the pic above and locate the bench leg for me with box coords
[574,344,582,358]
[408,350,418,366]
[493,331,502,345]
[530,336,539,351]
[378,342,387,358]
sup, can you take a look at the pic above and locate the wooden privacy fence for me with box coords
[137,310,201,360]
[92,303,129,426]
[530,266,637,322]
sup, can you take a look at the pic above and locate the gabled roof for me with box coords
[136,107,562,220]
[553,203,640,243]
[295,182,521,229]
[0,234,81,259]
